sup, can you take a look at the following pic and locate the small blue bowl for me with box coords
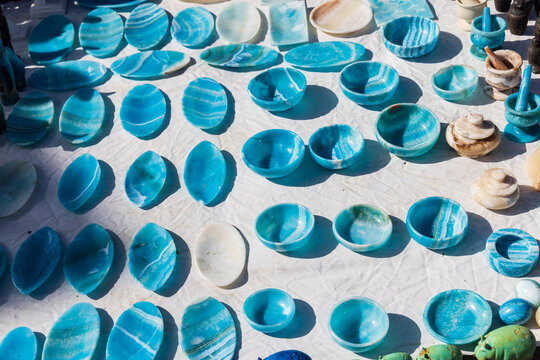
[499,298,532,325]
[340,62,399,106]
[328,297,389,353]
[309,124,365,170]
[255,203,315,253]
[242,129,305,178]
[382,16,440,58]
[432,65,478,102]
[243,288,296,333]
[248,67,307,112]
[333,205,392,253]
[406,197,468,250]
[504,93,540,128]
[423,289,492,345]
[375,104,440,158]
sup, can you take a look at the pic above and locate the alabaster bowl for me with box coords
[255,203,315,253]
[243,288,296,333]
[328,297,389,353]
[242,129,305,178]
[504,93,540,128]
[248,68,307,112]
[485,228,539,277]
[406,197,469,250]
[432,65,478,101]
[333,205,392,253]
[382,16,440,58]
[375,104,440,158]
[339,62,399,105]
[309,124,365,170]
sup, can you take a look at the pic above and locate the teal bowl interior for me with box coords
[432,65,478,98]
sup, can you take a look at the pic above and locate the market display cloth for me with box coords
[1,0,539,358]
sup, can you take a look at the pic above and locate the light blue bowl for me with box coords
[328,297,389,353]
[243,288,296,333]
[470,15,506,59]
[0,327,37,360]
[28,15,74,64]
[125,151,167,208]
[125,3,168,51]
[340,62,399,106]
[58,154,102,212]
[171,6,215,49]
[182,78,228,131]
[432,65,478,102]
[375,104,440,158]
[255,203,315,253]
[499,298,532,325]
[242,129,305,178]
[504,93,540,128]
[333,204,392,253]
[406,197,468,250]
[248,68,307,112]
[382,16,439,58]
[121,84,167,139]
[309,124,364,169]
[423,289,492,345]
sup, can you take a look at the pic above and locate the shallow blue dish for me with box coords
[499,298,532,325]
[28,15,74,64]
[0,159,37,217]
[423,289,492,345]
[29,61,109,91]
[269,0,308,46]
[125,3,168,50]
[485,228,539,277]
[284,41,366,72]
[255,203,315,253]
[309,124,364,169]
[200,44,280,69]
[432,65,478,102]
[125,151,167,208]
[172,6,215,48]
[43,303,100,360]
[470,15,506,60]
[340,61,399,106]
[375,103,440,158]
[259,350,311,360]
[7,92,54,146]
[248,67,307,112]
[243,288,296,333]
[328,297,389,353]
[111,51,191,80]
[128,223,176,292]
[0,327,37,360]
[242,129,305,178]
[63,224,114,295]
[79,8,124,58]
[121,84,166,139]
[382,16,439,58]
[59,89,105,145]
[182,78,228,130]
[11,226,61,295]
[58,154,102,212]
[406,196,468,250]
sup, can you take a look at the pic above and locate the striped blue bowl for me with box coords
[382,16,440,58]
[486,228,539,277]
[340,61,399,106]
[432,65,478,102]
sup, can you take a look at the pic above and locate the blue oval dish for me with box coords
[375,103,440,158]
[499,298,532,325]
[128,223,176,292]
[43,303,100,360]
[172,6,215,48]
[29,15,74,64]
[255,203,315,253]
[406,196,468,250]
[125,151,167,208]
[423,289,492,345]
[0,327,37,360]
[121,84,166,139]
[58,154,102,212]
[60,89,105,145]
[284,41,366,72]
[328,297,389,353]
[125,3,168,50]
[182,78,228,130]
[485,228,539,277]
[242,129,305,178]
[382,16,439,58]
[248,67,307,112]
[12,226,61,295]
[200,44,280,69]
[79,8,124,58]
[63,224,114,295]
[340,61,399,106]
[29,61,109,91]
[7,91,54,146]
[111,51,191,80]
[243,288,296,333]
[0,159,37,217]
[261,350,311,360]
[309,124,365,169]
[432,65,478,102]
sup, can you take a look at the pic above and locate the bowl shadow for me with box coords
[271,85,338,120]
[337,139,391,177]
[141,157,180,210]
[267,299,316,338]
[434,212,492,257]
[285,215,338,258]
[88,230,126,300]
[269,146,332,187]
[362,216,411,258]
[155,306,179,360]
[155,230,191,297]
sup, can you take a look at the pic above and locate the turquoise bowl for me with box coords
[242,129,305,178]
[0,327,37,360]
[485,228,539,277]
[58,154,102,212]
[382,16,439,58]
[432,65,478,102]
[340,62,399,106]
[243,288,296,333]
[470,15,506,59]
[333,204,392,253]
[309,124,364,170]
[406,196,469,250]
[255,203,315,253]
[375,103,440,158]
[125,151,167,208]
[328,297,389,353]
[504,93,540,128]
[248,68,307,112]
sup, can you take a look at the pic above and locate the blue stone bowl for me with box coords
[432,65,478,102]
[333,204,393,253]
[0,327,37,360]
[171,6,215,49]
[423,289,492,345]
[328,297,389,353]
[340,61,399,106]
[382,16,440,58]
[499,298,532,325]
[58,154,102,212]
[406,196,468,250]
[485,228,539,277]
[182,77,228,131]
[309,124,365,170]
[255,203,315,253]
[243,288,296,333]
[121,84,167,139]
[242,129,305,178]
[125,151,167,208]
[375,104,440,158]
[248,68,307,112]
[470,15,506,59]
[504,93,540,128]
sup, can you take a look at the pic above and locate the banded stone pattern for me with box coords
[29,61,109,91]
[60,89,105,145]
[125,3,168,50]
[111,51,190,80]
[79,8,124,58]
[7,91,54,146]
[172,7,215,48]
[182,77,228,130]
[200,44,279,69]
